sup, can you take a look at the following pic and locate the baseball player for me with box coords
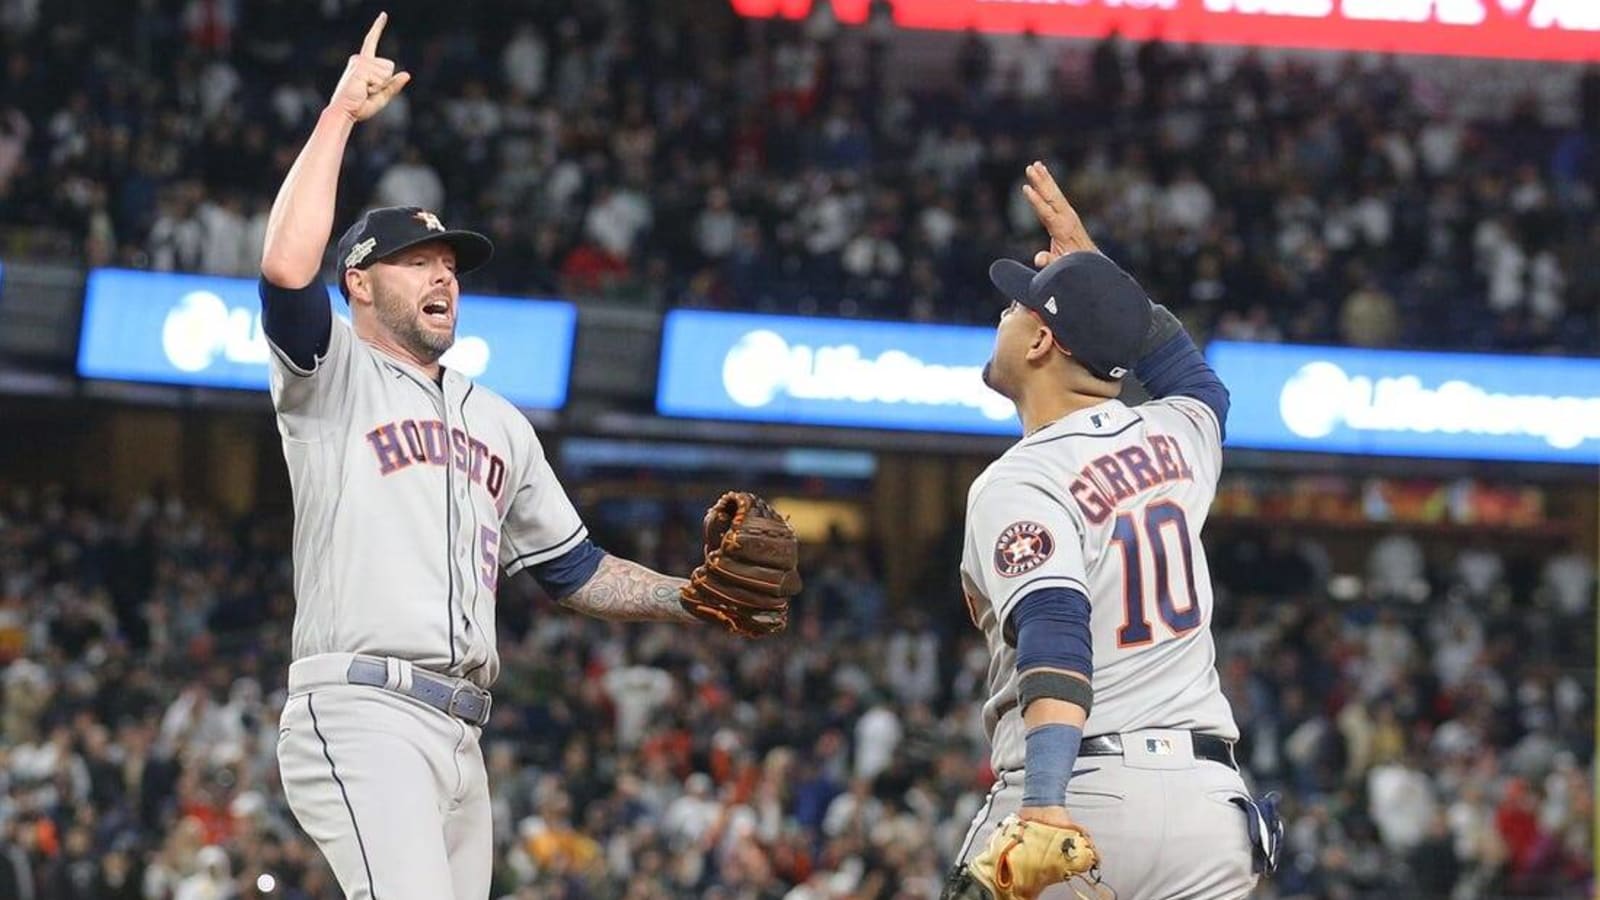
[941,163,1281,900]
[258,15,800,899]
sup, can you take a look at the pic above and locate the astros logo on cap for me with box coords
[414,210,445,232]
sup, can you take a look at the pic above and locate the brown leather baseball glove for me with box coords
[679,492,801,637]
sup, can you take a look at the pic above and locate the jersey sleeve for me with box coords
[1143,396,1223,486]
[966,474,1090,634]
[498,424,588,577]
[263,278,357,437]
[1133,329,1230,439]
[260,276,332,370]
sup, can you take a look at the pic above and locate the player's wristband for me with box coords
[1137,303,1184,360]
[1022,723,1083,807]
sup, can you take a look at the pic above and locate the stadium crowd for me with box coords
[0,482,1591,899]
[0,0,1597,353]
[1,1,1597,899]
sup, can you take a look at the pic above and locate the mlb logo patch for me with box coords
[1146,738,1174,755]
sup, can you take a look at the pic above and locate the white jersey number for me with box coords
[1111,501,1201,648]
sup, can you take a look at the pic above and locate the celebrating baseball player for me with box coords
[942,163,1282,900]
[258,14,800,899]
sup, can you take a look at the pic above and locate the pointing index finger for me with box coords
[360,11,388,58]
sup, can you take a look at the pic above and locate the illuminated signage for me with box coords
[77,269,576,409]
[657,310,1019,433]
[730,0,1598,63]
[1209,340,1600,464]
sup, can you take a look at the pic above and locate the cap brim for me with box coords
[988,258,1037,304]
[375,229,496,275]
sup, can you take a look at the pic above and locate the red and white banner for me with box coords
[730,0,1599,63]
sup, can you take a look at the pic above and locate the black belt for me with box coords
[1080,732,1237,770]
[345,656,493,727]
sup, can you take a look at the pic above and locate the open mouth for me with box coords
[422,297,452,324]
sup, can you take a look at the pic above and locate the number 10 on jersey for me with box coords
[1112,501,1202,647]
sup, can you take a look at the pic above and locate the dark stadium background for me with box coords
[0,0,1594,898]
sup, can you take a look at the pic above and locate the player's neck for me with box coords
[362,328,444,381]
[1016,389,1108,438]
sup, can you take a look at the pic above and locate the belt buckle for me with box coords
[449,683,491,727]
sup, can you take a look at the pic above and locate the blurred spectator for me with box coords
[1453,540,1505,601]
[195,194,250,277]
[585,185,652,262]
[173,844,230,900]
[1367,531,1428,602]
[1541,545,1595,616]
[1368,753,1439,853]
[373,146,445,214]
[148,185,205,273]
[1339,270,1400,348]
[502,24,548,98]
[852,697,902,782]
[603,658,675,751]
[0,106,30,195]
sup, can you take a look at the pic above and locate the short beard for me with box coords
[981,359,1009,398]
[373,282,454,361]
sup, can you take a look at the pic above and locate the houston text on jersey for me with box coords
[365,418,510,502]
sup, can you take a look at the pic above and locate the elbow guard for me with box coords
[1018,670,1094,717]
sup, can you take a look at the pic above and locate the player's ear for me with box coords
[1025,324,1055,362]
[344,268,370,305]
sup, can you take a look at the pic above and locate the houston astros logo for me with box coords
[414,210,445,232]
[993,521,1054,577]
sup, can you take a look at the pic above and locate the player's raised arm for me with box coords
[261,12,409,287]
[1021,161,1230,438]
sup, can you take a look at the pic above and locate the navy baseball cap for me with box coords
[335,206,493,291]
[988,251,1152,380]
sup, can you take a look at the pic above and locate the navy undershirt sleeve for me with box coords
[1009,587,1094,679]
[531,539,606,599]
[259,276,332,372]
[1134,331,1230,440]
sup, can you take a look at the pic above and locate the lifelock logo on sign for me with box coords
[718,329,1015,422]
[160,289,491,377]
[1278,360,1600,450]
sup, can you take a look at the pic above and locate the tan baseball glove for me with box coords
[679,492,801,637]
[967,814,1102,900]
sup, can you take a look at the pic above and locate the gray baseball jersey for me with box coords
[959,396,1238,774]
[268,311,584,688]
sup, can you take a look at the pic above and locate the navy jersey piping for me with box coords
[1021,416,1144,448]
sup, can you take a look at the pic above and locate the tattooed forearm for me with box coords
[559,554,698,624]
